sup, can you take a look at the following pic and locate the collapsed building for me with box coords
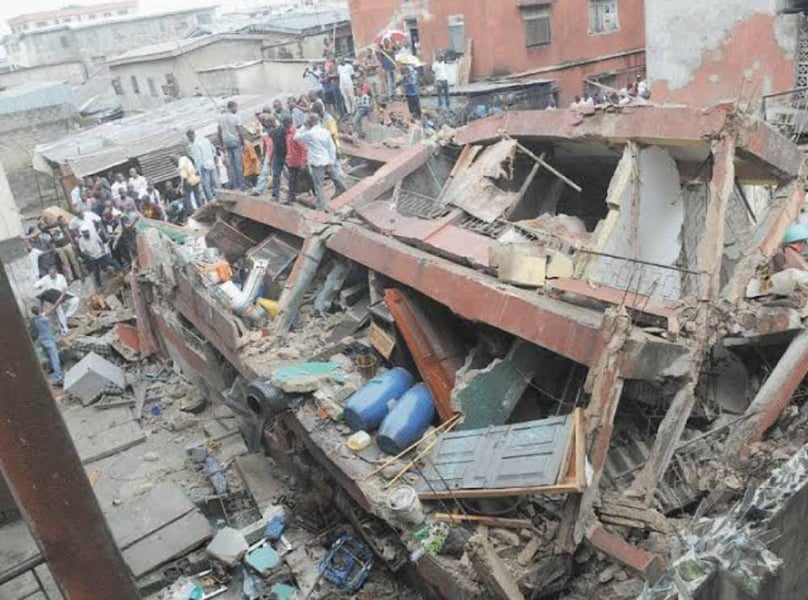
[9,102,808,599]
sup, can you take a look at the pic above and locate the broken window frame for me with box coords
[588,0,619,35]
[447,14,466,54]
[130,75,140,95]
[521,5,552,47]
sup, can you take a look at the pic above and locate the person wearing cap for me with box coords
[187,128,218,203]
[774,224,808,271]
[34,264,79,335]
[77,225,117,287]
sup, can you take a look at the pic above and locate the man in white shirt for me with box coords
[34,264,79,334]
[433,54,450,108]
[77,225,117,288]
[128,167,149,198]
[110,173,127,198]
[186,128,219,203]
[294,113,347,210]
[337,58,356,115]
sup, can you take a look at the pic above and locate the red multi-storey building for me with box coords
[347,0,646,105]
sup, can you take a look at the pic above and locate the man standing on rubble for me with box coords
[77,225,118,288]
[294,112,347,210]
[186,128,218,203]
[30,305,63,386]
[285,116,307,205]
[338,57,356,115]
[218,100,245,190]
[34,264,79,335]
[269,115,290,201]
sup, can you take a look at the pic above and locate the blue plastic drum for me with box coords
[343,367,414,431]
[377,383,436,454]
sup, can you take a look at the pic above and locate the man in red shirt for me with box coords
[284,115,308,205]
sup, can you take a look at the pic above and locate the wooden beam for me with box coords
[511,139,583,192]
[432,514,534,530]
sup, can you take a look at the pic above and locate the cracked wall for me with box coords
[646,1,799,106]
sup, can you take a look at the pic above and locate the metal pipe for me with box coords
[0,263,140,599]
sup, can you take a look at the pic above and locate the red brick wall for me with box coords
[347,0,645,103]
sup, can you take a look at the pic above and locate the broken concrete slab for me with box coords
[64,406,146,465]
[270,362,346,393]
[123,510,211,578]
[103,482,196,549]
[0,521,41,583]
[0,571,40,600]
[490,244,546,288]
[33,564,63,600]
[206,527,248,566]
[235,454,285,511]
[64,352,126,406]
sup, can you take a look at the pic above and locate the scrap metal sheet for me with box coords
[420,414,572,491]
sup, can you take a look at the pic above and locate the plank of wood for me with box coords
[86,469,101,487]
[103,481,196,549]
[122,510,211,578]
[512,140,582,192]
[574,408,586,491]
[432,514,534,530]
[419,482,582,501]
[597,503,671,533]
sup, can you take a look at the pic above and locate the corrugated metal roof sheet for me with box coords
[0,81,74,114]
[33,95,265,178]
[419,414,572,492]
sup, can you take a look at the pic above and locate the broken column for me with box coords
[724,329,808,456]
[276,230,329,335]
[465,529,525,600]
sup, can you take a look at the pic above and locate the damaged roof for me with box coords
[33,95,265,179]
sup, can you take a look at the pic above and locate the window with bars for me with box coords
[589,0,619,34]
[521,5,551,47]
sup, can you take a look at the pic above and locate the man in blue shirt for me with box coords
[294,113,347,210]
[30,305,63,386]
[400,65,422,120]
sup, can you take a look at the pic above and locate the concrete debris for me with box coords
[490,243,547,287]
[465,529,526,600]
[206,527,249,566]
[270,362,346,393]
[64,352,127,406]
